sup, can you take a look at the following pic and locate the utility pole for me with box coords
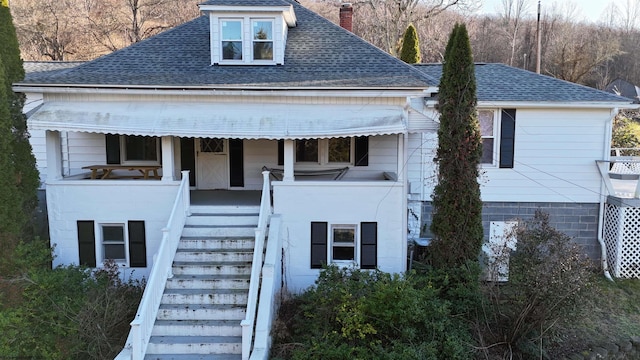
[536,0,541,74]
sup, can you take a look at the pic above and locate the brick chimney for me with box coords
[339,3,353,32]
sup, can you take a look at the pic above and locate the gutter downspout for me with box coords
[598,109,616,282]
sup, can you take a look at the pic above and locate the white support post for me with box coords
[46,130,63,181]
[161,136,175,181]
[283,139,294,182]
[397,133,404,182]
[181,170,191,217]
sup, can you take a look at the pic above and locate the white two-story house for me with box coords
[14,0,635,359]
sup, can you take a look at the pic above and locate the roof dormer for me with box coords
[199,0,297,65]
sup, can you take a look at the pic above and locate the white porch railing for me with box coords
[597,156,640,198]
[119,170,191,360]
[241,171,273,360]
[611,147,640,157]
[248,214,283,360]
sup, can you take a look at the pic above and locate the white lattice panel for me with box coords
[604,203,640,278]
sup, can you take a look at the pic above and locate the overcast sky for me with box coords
[478,0,620,23]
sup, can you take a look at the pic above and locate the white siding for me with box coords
[67,132,106,175]
[46,180,180,280]
[422,108,612,203]
[273,181,405,291]
[30,129,47,185]
[244,139,279,190]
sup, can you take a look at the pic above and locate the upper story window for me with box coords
[479,110,496,165]
[219,18,276,64]
[221,20,243,60]
[252,20,273,60]
[201,3,296,66]
[478,109,517,168]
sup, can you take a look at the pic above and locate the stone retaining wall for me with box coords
[564,336,640,359]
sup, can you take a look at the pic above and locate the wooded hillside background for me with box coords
[8,0,640,90]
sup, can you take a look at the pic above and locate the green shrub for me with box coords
[272,266,473,359]
[0,259,144,359]
[476,211,595,359]
[400,23,421,64]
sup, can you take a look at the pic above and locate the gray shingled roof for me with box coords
[20,0,433,89]
[22,61,84,81]
[414,63,630,103]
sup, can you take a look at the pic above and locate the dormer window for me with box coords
[221,20,243,60]
[253,20,273,60]
[201,3,297,66]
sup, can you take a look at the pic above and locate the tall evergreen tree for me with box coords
[400,23,421,64]
[0,2,39,238]
[0,56,22,236]
[429,23,483,269]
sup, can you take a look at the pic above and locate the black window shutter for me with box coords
[277,140,284,166]
[77,221,96,267]
[354,136,368,166]
[499,109,516,168]
[180,138,196,187]
[310,222,328,269]
[229,139,244,187]
[128,221,147,268]
[105,134,121,164]
[360,222,377,269]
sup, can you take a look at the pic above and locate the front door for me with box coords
[197,138,229,189]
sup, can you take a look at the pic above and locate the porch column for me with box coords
[283,139,294,182]
[161,136,175,181]
[46,130,63,181]
[397,134,405,182]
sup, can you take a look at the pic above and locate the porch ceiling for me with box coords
[27,101,406,139]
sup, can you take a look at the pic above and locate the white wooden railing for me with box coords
[123,170,191,360]
[241,171,273,360]
[611,147,640,157]
[248,214,283,360]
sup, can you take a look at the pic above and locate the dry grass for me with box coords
[544,276,640,358]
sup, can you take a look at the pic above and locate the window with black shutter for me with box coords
[77,221,96,267]
[310,222,328,269]
[128,221,147,268]
[499,109,516,168]
[360,222,377,269]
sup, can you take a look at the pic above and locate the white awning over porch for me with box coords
[27,101,407,139]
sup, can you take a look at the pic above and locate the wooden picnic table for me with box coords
[82,164,161,180]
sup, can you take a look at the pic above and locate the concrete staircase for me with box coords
[144,205,260,360]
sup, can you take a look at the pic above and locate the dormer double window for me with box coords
[220,19,274,62]
[200,3,297,66]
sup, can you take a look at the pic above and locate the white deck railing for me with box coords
[123,170,191,360]
[241,171,273,360]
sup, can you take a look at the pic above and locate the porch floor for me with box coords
[190,190,261,206]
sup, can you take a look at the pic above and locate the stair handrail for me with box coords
[241,170,272,360]
[126,170,191,360]
[248,214,283,360]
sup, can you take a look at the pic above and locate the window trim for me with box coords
[479,109,499,167]
[330,224,358,265]
[295,138,355,165]
[100,223,128,265]
[478,108,517,168]
[119,135,161,165]
[220,18,244,63]
[251,19,274,62]
[218,16,277,65]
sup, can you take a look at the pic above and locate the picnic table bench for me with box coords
[82,164,161,180]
